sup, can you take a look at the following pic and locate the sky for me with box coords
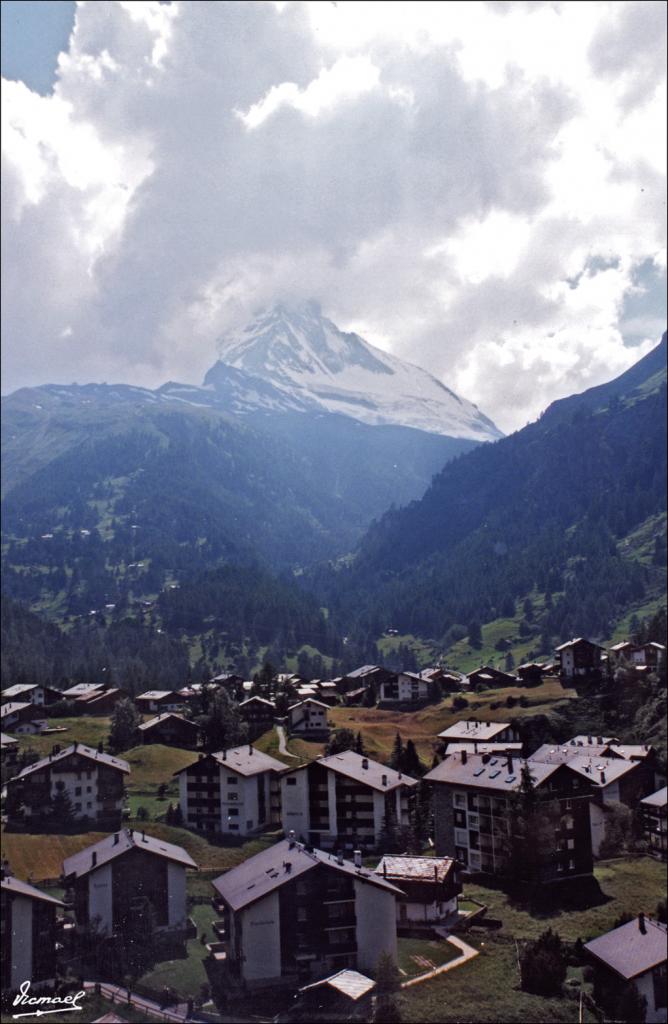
[1,1,666,432]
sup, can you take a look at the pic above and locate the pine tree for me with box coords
[51,780,74,825]
[389,733,403,770]
[108,698,141,753]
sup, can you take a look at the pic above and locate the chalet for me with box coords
[77,688,128,715]
[375,855,461,927]
[438,720,520,750]
[62,829,196,938]
[296,969,376,1021]
[175,745,285,837]
[423,669,465,693]
[340,666,395,695]
[238,696,276,740]
[1,683,62,706]
[424,750,594,881]
[555,638,606,680]
[287,698,330,740]
[1,875,63,993]
[6,742,130,826]
[281,750,419,852]
[315,681,339,706]
[138,713,199,749]
[530,747,656,856]
[61,683,103,700]
[343,687,367,707]
[135,690,182,714]
[1,732,19,769]
[378,672,429,705]
[211,836,401,987]
[640,788,667,861]
[1,702,41,733]
[209,673,245,699]
[466,666,518,689]
[585,915,667,1024]
[517,662,546,685]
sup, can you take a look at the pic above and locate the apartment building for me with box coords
[378,672,429,705]
[425,750,593,881]
[287,698,330,739]
[63,829,196,938]
[6,742,129,827]
[1,875,63,993]
[640,788,667,861]
[175,745,285,837]
[281,750,419,852]
[211,836,401,987]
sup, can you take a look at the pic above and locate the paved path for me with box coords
[275,724,299,758]
[84,981,193,1021]
[400,935,479,989]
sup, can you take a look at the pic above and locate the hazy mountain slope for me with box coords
[324,337,667,645]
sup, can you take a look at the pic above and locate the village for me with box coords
[1,635,666,1024]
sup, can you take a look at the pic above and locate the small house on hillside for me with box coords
[135,690,182,714]
[138,712,199,749]
[238,696,276,740]
[585,915,667,1024]
[379,672,429,705]
[1,702,42,734]
[63,829,196,938]
[467,666,518,689]
[555,638,606,680]
[287,698,330,740]
[1,684,62,706]
[375,855,461,927]
[438,720,519,750]
[1,875,63,993]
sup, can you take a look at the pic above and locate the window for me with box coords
[567,839,575,850]
[568,859,575,870]
[228,792,238,802]
[86,802,92,809]
[297,907,308,922]
[454,810,466,827]
[287,778,297,786]
[227,777,238,785]
[455,830,468,846]
[228,808,239,816]
[246,820,253,830]
[74,803,81,812]
[557,862,564,873]
[86,787,92,793]
[75,787,82,796]
[468,814,479,827]
[453,793,466,808]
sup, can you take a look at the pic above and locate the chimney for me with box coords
[638,912,646,934]
[506,753,513,773]
[142,831,148,843]
[382,774,388,786]
[288,830,296,849]
[383,862,387,878]
[600,771,606,784]
[91,851,97,867]
[113,833,119,845]
[362,758,369,770]
[222,749,226,760]
[248,744,253,755]
[353,850,362,868]
[482,753,490,764]
[337,850,344,865]
[461,749,467,765]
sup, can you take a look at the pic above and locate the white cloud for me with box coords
[1,0,665,432]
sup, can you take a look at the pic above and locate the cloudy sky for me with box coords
[2,0,666,431]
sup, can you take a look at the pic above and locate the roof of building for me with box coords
[2,684,39,698]
[299,969,376,1001]
[554,637,606,651]
[641,787,667,809]
[61,683,104,697]
[135,690,176,701]
[1,702,33,718]
[346,665,386,679]
[13,742,130,780]
[63,828,196,878]
[138,712,198,732]
[425,751,561,791]
[212,838,403,913]
[549,754,639,788]
[83,689,125,705]
[174,745,285,778]
[530,743,610,764]
[610,641,635,652]
[92,1014,128,1024]
[375,855,455,884]
[398,671,427,682]
[288,698,330,711]
[438,720,513,742]
[315,750,419,792]
[238,696,275,709]
[1,876,63,906]
[1,732,19,747]
[585,917,667,980]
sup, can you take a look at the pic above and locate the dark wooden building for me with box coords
[138,712,199,748]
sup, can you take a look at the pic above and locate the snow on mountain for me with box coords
[208,302,502,441]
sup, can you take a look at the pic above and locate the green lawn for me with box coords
[401,934,597,1023]
[12,716,112,757]
[464,856,666,942]
[397,936,461,978]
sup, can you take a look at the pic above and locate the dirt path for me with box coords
[275,724,299,758]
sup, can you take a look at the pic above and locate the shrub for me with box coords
[520,928,567,996]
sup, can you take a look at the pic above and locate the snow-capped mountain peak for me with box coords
[208,303,502,441]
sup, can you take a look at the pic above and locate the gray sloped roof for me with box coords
[1,876,63,906]
[585,918,667,980]
[13,742,129,779]
[213,838,403,913]
[317,749,418,792]
[63,828,196,878]
[173,744,285,778]
[137,712,198,732]
[300,969,376,1000]
[425,751,560,791]
[641,787,667,808]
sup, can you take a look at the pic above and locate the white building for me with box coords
[176,745,285,837]
[585,916,667,1024]
[287,698,330,739]
[62,829,196,937]
[212,836,401,986]
[281,750,419,852]
[1,876,63,992]
[379,672,429,704]
[375,855,461,926]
